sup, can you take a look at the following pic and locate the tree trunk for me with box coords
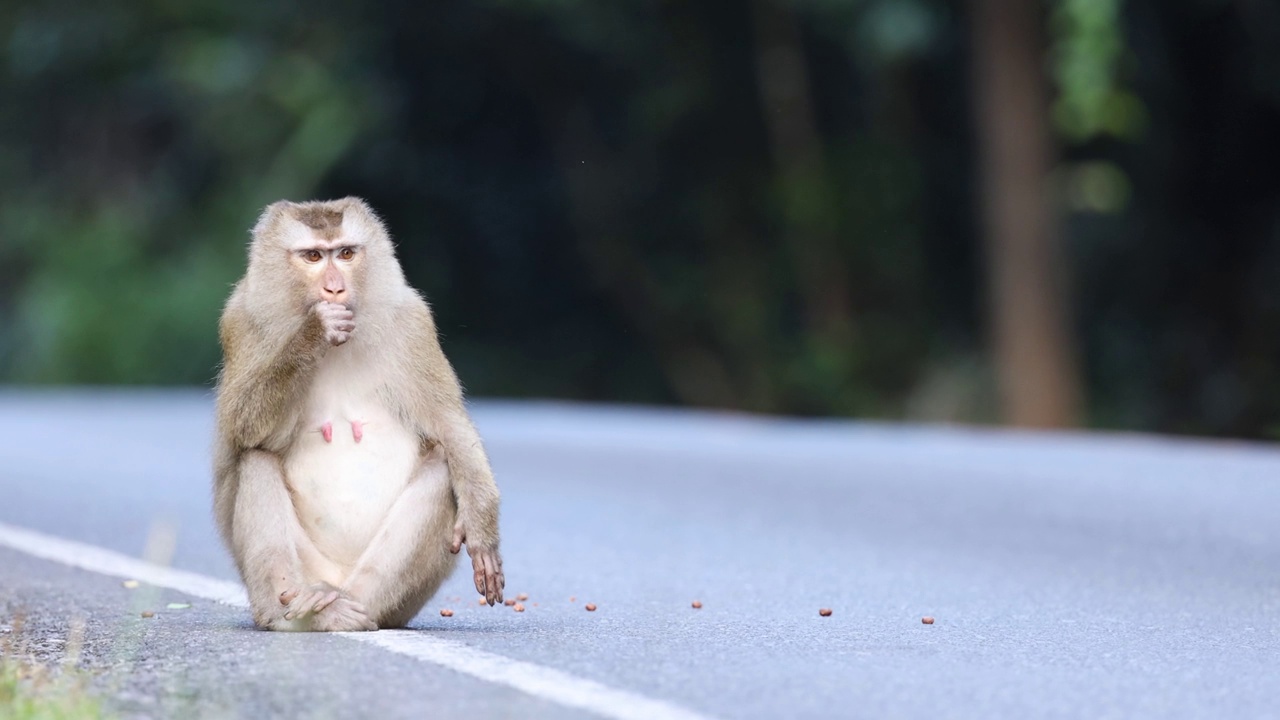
[969,0,1083,428]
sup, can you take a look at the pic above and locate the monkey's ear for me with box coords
[338,196,374,215]
[252,200,296,235]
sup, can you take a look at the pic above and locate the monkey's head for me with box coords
[245,197,406,314]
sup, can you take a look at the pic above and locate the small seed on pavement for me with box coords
[504,598,516,606]
[922,616,935,625]
[141,611,155,618]
[514,603,525,612]
[440,609,454,617]
[478,599,486,605]
[585,603,597,612]
[692,600,703,609]
[819,608,833,617]
[517,593,529,601]
[569,596,576,602]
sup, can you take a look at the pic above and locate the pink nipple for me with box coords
[352,421,364,443]
[321,421,333,443]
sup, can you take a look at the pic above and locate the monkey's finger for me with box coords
[473,554,499,605]
[287,589,324,620]
[313,590,341,614]
[280,589,299,606]
[472,556,488,600]
[483,553,501,605]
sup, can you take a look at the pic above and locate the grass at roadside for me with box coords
[0,658,108,720]
[1,613,111,720]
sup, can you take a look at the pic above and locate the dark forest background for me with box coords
[3,0,1279,439]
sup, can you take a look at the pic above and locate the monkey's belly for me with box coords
[283,419,422,571]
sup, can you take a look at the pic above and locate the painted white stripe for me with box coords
[0,522,714,720]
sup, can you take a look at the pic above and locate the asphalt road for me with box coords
[2,389,1279,719]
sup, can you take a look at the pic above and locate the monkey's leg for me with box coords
[233,449,363,631]
[330,454,459,629]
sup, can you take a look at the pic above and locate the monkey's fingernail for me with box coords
[284,613,294,620]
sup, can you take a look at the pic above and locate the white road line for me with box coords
[0,522,714,720]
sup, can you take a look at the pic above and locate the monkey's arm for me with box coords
[400,302,505,604]
[215,302,330,450]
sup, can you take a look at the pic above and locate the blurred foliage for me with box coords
[2,0,1280,438]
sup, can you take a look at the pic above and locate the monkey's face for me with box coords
[290,241,365,309]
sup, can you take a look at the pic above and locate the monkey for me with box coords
[212,197,504,631]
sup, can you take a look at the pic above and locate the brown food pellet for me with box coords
[141,611,155,618]
[585,603,597,612]
[517,593,529,601]
[569,596,576,602]
[440,608,454,617]
[514,603,525,612]
[504,599,516,607]
[922,616,935,625]
[478,599,486,605]
[819,608,833,617]
[691,600,703,609]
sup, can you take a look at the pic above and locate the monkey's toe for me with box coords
[312,597,377,632]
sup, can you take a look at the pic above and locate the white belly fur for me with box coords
[283,345,426,575]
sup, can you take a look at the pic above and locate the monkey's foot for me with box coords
[279,582,341,621]
[312,597,377,632]
[321,421,333,443]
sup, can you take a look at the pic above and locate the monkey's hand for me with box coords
[451,525,505,606]
[315,301,355,346]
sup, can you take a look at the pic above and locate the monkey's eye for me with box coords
[303,250,323,263]
[338,247,356,261]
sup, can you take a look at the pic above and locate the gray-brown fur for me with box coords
[212,197,504,631]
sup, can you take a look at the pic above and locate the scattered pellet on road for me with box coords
[819,608,833,617]
[585,603,597,612]
[692,600,703,609]
[478,599,486,605]
[141,611,154,618]
[122,580,140,589]
[514,603,525,612]
[504,598,516,607]
[517,593,529,601]
[922,616,935,625]
[569,596,576,602]
[440,609,454,617]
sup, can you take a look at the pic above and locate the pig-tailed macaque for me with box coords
[213,197,504,631]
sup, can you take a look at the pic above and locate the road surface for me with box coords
[1,389,1278,718]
